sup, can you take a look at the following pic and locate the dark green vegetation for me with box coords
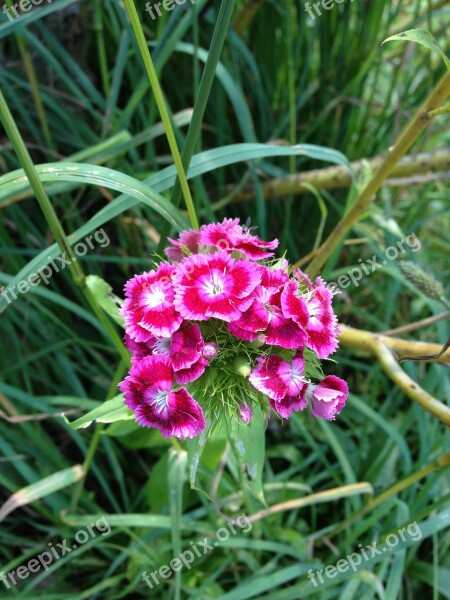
[0,0,449,598]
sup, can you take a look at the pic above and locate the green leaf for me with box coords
[229,404,266,504]
[186,421,212,493]
[0,465,84,522]
[383,28,450,71]
[85,275,124,326]
[68,395,134,430]
[0,143,351,313]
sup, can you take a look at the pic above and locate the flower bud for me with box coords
[233,355,252,378]
[202,342,218,360]
[250,334,266,348]
[239,403,252,424]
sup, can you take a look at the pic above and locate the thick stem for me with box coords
[373,341,450,426]
[224,148,450,204]
[339,324,450,364]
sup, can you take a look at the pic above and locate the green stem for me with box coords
[330,451,450,537]
[0,89,83,284]
[168,0,237,210]
[428,101,450,118]
[6,0,55,153]
[158,0,236,251]
[94,0,110,97]
[123,0,199,229]
[69,358,129,513]
[0,90,129,362]
[69,423,105,514]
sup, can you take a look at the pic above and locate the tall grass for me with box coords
[0,0,449,598]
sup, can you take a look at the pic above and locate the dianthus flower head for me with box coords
[119,218,348,440]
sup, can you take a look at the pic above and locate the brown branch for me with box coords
[221,148,450,205]
[373,341,450,426]
[339,324,450,364]
[382,312,450,336]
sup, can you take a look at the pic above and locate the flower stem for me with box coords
[123,0,199,229]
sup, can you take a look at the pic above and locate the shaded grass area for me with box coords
[0,0,449,598]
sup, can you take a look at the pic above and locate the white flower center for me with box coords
[144,286,166,308]
[203,271,225,296]
[153,338,171,355]
[149,390,169,414]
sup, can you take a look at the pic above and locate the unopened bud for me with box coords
[239,404,252,424]
[202,342,218,360]
[234,356,252,378]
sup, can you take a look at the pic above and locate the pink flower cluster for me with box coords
[119,218,348,439]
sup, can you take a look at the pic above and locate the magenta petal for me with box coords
[278,355,306,397]
[200,218,278,260]
[228,322,259,342]
[233,298,269,333]
[135,387,206,439]
[305,286,339,359]
[174,357,208,384]
[119,355,174,410]
[170,325,204,370]
[311,375,348,420]
[173,252,261,322]
[270,384,308,419]
[122,264,183,339]
[281,281,310,328]
[265,309,307,349]
[164,229,202,262]
[249,355,288,401]
[124,333,157,361]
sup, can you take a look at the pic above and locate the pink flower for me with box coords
[311,375,348,420]
[173,252,261,322]
[165,228,202,262]
[121,263,183,341]
[239,404,253,424]
[164,218,279,261]
[249,353,308,418]
[201,218,279,260]
[119,355,206,439]
[229,267,307,349]
[304,285,340,359]
[125,325,207,384]
[170,324,204,370]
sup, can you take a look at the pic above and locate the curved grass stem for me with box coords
[123,0,199,229]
